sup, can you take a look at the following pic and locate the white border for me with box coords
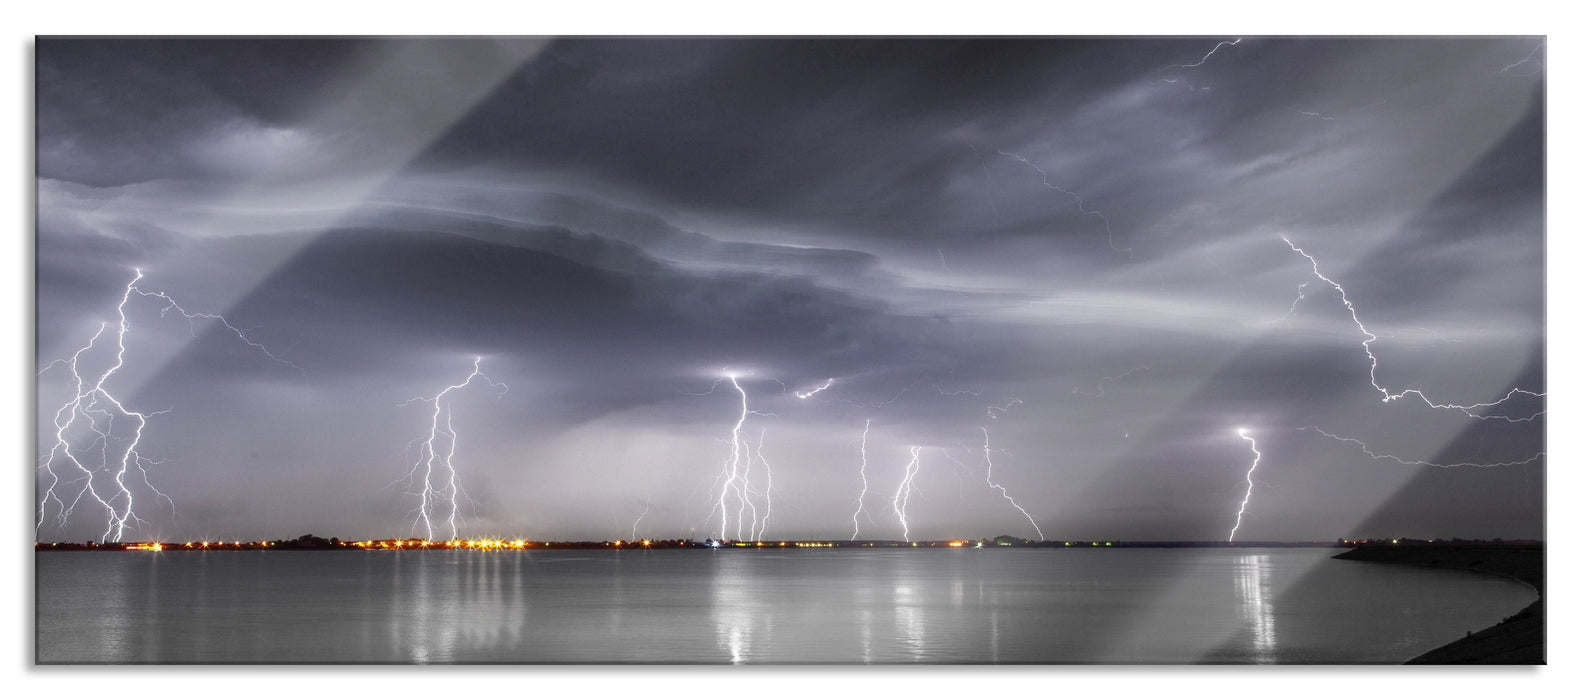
[9,2,1570,696]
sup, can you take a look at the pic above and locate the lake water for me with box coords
[34,547,1536,664]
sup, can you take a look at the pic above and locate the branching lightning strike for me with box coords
[1072,366,1151,398]
[1281,281,1310,320]
[630,499,651,542]
[891,446,923,541]
[980,429,1045,541]
[1158,38,1242,91]
[1499,42,1545,76]
[396,357,506,542]
[998,151,1132,255]
[795,378,835,399]
[1168,38,1242,70]
[850,419,872,540]
[1228,429,1261,542]
[1283,235,1544,422]
[1303,427,1544,469]
[701,370,776,541]
[1290,109,1340,122]
[986,398,1023,420]
[37,269,298,542]
[749,427,774,541]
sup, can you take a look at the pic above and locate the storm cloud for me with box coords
[35,37,1544,543]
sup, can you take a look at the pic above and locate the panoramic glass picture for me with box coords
[34,37,1544,664]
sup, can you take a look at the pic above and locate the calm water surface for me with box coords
[35,547,1535,664]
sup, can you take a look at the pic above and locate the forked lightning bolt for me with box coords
[1228,429,1261,543]
[1303,427,1544,469]
[1072,366,1150,398]
[1290,109,1340,122]
[999,151,1132,255]
[986,398,1022,420]
[1168,38,1242,70]
[701,371,775,541]
[1283,235,1544,422]
[717,373,749,540]
[396,357,506,542]
[1499,42,1545,75]
[795,378,835,399]
[850,419,872,540]
[37,269,297,542]
[891,446,922,541]
[1158,38,1242,91]
[747,427,775,541]
[981,428,1045,541]
[630,500,651,542]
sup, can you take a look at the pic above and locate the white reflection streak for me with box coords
[894,584,924,661]
[861,609,873,663]
[1235,554,1277,662]
[712,558,755,664]
[456,553,526,653]
[409,554,432,663]
[990,607,1001,663]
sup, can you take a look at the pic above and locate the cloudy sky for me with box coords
[34,37,1545,544]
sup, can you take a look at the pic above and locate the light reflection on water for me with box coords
[1235,554,1277,663]
[36,547,1535,664]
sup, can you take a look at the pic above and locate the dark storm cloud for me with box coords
[140,219,1046,437]
[413,40,1132,217]
[37,39,363,187]
[34,37,1545,543]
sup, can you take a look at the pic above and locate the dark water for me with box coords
[34,547,1535,664]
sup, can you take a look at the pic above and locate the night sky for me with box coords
[34,37,1546,544]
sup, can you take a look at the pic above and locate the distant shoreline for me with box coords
[35,536,1364,552]
[1332,544,1544,664]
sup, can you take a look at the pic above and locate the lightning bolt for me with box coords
[1282,281,1310,320]
[1303,427,1545,469]
[1499,42,1545,75]
[980,428,1045,541]
[1283,235,1544,422]
[1072,366,1151,399]
[850,419,872,540]
[1168,38,1242,70]
[700,370,776,541]
[1158,38,1243,92]
[395,357,506,542]
[998,151,1133,255]
[718,373,749,540]
[36,269,297,542]
[891,446,922,541]
[630,499,651,542]
[1290,109,1339,122]
[986,398,1022,420]
[752,428,773,541]
[794,378,835,399]
[733,427,776,542]
[737,419,758,541]
[1228,428,1261,543]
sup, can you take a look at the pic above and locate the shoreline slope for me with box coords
[1332,544,1543,664]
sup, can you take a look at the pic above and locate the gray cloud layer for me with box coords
[36,37,1544,543]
